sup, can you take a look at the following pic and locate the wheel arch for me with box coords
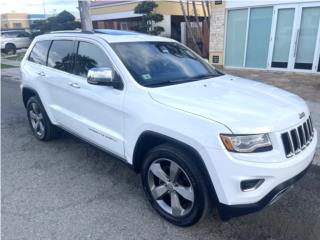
[22,86,39,108]
[5,42,16,48]
[132,130,219,204]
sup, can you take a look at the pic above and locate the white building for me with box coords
[209,0,320,73]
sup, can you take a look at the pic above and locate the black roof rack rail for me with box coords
[49,30,94,34]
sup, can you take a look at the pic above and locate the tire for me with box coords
[141,143,211,226]
[26,96,58,141]
[5,44,16,55]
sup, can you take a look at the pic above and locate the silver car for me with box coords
[1,30,31,54]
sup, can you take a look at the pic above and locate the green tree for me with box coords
[132,1,164,35]
[30,11,80,38]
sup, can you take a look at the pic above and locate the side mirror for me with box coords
[87,67,123,89]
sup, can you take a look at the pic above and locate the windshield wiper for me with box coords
[144,74,220,87]
[187,74,220,81]
[144,80,183,87]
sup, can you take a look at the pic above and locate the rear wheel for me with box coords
[5,43,16,55]
[26,96,58,141]
[141,144,210,226]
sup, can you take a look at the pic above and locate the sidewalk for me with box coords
[1,58,21,67]
[1,58,21,81]
[220,67,320,103]
[1,67,21,81]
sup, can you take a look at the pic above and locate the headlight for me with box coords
[220,134,272,153]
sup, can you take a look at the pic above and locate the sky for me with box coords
[0,0,80,17]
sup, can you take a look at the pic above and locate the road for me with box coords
[1,76,320,240]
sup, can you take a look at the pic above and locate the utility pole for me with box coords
[42,0,46,18]
[78,0,93,32]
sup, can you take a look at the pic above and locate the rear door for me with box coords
[16,32,32,48]
[42,38,79,126]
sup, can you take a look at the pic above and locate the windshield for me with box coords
[111,41,222,87]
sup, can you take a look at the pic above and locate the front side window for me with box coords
[29,40,51,65]
[111,41,222,87]
[47,40,74,73]
[75,41,112,77]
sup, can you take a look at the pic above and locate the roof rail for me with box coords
[49,30,94,34]
[49,29,140,36]
[94,29,139,35]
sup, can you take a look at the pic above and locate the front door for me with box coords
[269,3,320,72]
[67,40,126,158]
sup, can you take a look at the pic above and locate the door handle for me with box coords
[37,71,46,77]
[69,82,81,89]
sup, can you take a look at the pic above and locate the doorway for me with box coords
[269,3,320,72]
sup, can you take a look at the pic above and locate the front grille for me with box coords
[281,116,314,158]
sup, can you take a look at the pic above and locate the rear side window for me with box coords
[75,41,112,77]
[17,32,30,38]
[29,40,51,65]
[47,40,74,73]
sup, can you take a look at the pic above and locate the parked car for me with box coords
[1,30,31,54]
[20,30,317,226]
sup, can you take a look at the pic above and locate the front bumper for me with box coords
[199,129,317,219]
[217,161,312,220]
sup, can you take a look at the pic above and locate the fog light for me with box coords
[241,179,264,192]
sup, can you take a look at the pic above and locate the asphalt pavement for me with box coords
[1,74,320,240]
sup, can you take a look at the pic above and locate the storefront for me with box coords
[209,1,320,73]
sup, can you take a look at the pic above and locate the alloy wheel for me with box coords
[147,158,195,217]
[29,102,45,138]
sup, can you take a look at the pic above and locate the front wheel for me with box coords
[141,144,210,226]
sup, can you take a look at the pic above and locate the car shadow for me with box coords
[56,132,320,240]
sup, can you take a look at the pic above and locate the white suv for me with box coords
[1,30,31,54]
[21,30,317,226]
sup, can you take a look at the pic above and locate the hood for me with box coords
[148,75,309,134]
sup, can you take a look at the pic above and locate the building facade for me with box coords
[1,13,30,30]
[209,0,320,73]
[90,0,210,56]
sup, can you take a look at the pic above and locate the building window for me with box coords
[225,9,248,67]
[271,8,295,68]
[294,7,320,70]
[225,7,273,68]
[245,7,273,68]
[120,22,128,30]
[13,23,22,28]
